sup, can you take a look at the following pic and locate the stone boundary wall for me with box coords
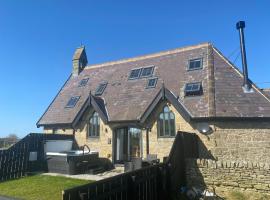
[185,158,270,193]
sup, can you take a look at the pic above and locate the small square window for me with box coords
[129,68,142,79]
[65,96,80,108]
[95,82,107,96]
[146,77,158,88]
[188,58,203,71]
[141,66,154,78]
[184,82,203,96]
[78,78,89,87]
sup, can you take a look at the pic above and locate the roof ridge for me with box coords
[84,42,210,70]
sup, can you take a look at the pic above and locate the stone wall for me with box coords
[207,122,270,163]
[184,121,270,193]
[186,158,270,193]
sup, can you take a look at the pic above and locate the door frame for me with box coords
[112,126,143,164]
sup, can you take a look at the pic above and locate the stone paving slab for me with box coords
[44,167,125,181]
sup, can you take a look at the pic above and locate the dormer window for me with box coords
[95,82,107,96]
[78,78,89,87]
[141,66,154,78]
[184,82,203,96]
[65,96,80,108]
[188,58,203,71]
[129,68,142,79]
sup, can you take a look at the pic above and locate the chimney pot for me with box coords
[236,21,245,29]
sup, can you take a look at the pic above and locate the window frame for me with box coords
[128,68,142,80]
[88,112,100,138]
[187,58,203,71]
[140,65,155,78]
[184,82,203,97]
[157,106,176,138]
[78,78,89,87]
[146,77,158,89]
[95,82,108,96]
[65,96,80,108]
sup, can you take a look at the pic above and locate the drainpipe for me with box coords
[146,128,149,155]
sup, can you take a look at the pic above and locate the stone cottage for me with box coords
[37,42,270,192]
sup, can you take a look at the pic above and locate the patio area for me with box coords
[44,165,125,181]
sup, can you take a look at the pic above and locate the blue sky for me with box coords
[0,1,270,138]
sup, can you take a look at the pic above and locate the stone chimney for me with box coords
[72,46,88,76]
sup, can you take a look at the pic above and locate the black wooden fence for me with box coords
[0,133,75,182]
[62,131,199,200]
[62,164,168,200]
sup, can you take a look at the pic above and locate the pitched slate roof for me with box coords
[37,43,270,127]
[262,88,270,99]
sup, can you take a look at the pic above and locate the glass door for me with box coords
[129,128,142,159]
[115,128,128,163]
[114,127,142,163]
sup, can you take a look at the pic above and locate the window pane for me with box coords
[185,82,203,96]
[170,119,175,136]
[129,68,142,79]
[159,119,164,136]
[95,82,107,96]
[141,66,154,77]
[79,78,89,87]
[89,112,100,137]
[164,106,170,113]
[65,96,80,108]
[191,83,200,91]
[164,112,169,120]
[165,119,169,135]
[147,77,157,88]
[189,59,202,70]
[170,112,175,119]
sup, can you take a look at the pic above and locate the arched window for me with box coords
[88,112,100,137]
[157,106,175,137]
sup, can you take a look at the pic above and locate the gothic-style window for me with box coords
[88,112,100,137]
[157,106,175,137]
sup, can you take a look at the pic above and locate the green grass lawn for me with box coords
[0,175,93,200]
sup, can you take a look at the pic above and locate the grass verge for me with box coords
[0,174,92,200]
[220,190,270,200]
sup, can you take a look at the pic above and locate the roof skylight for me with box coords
[65,96,80,108]
[95,82,108,96]
[129,68,142,79]
[146,77,158,88]
[184,82,203,96]
[78,78,89,87]
[188,58,203,71]
[141,66,154,78]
